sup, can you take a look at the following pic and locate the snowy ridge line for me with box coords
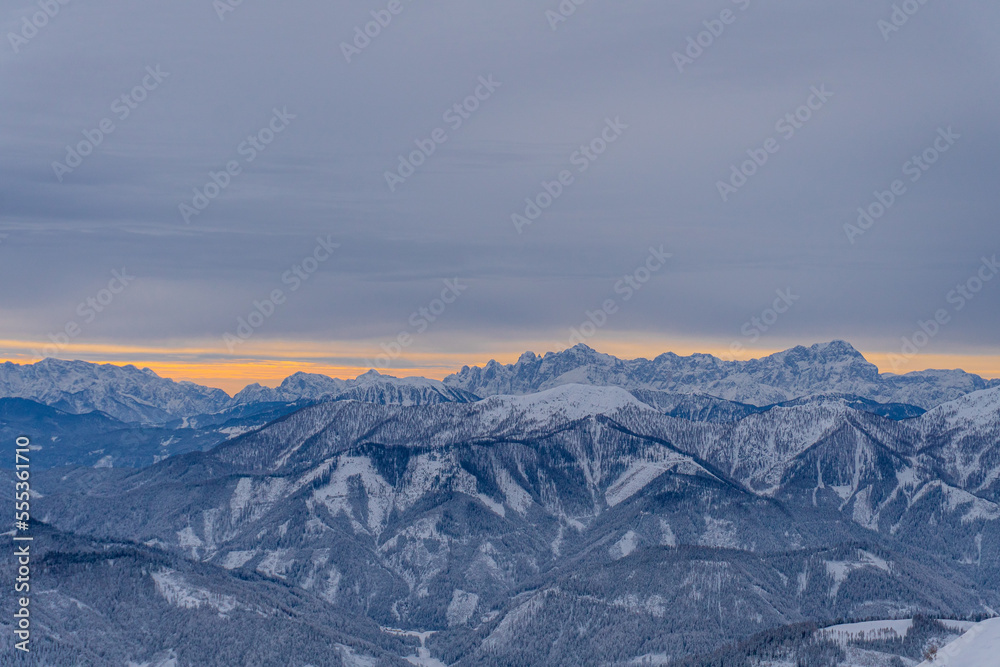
[4,341,1000,425]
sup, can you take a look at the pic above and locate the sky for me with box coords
[1,0,999,394]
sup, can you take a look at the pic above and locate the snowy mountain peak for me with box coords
[230,368,476,407]
[758,340,876,374]
[483,383,654,423]
[0,358,231,423]
[802,339,864,358]
[445,341,992,409]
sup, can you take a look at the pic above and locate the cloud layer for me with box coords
[2,0,998,372]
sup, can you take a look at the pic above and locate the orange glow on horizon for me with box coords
[0,337,997,396]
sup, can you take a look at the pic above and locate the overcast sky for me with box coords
[2,0,999,388]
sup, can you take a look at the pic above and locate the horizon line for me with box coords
[2,338,999,396]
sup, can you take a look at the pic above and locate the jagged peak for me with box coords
[556,343,609,360]
[776,340,865,360]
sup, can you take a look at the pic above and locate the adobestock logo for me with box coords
[889,254,999,370]
[845,127,959,244]
[722,288,800,360]
[179,107,295,224]
[716,85,832,202]
[385,75,502,192]
[366,278,468,370]
[672,0,753,74]
[223,236,339,352]
[560,245,671,349]
[51,66,170,182]
[340,0,416,64]
[31,268,135,359]
[878,0,934,42]
[7,0,72,55]
[213,0,246,22]
[544,0,590,31]
[511,117,628,234]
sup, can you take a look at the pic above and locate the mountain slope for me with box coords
[27,385,1000,664]
[0,397,314,469]
[917,616,1000,667]
[916,386,1000,502]
[0,522,413,666]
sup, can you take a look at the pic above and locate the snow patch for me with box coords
[659,519,677,548]
[151,569,237,617]
[605,457,687,507]
[823,550,891,598]
[219,550,257,570]
[446,589,479,626]
[334,644,378,667]
[256,549,294,579]
[699,517,740,549]
[610,530,639,560]
[176,526,203,558]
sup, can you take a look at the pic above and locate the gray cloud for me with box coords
[1,0,998,361]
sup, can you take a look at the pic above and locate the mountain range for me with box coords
[446,341,999,409]
[2,341,998,665]
[3,342,997,426]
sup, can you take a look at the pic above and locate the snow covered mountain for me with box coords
[0,361,477,424]
[917,616,1000,667]
[444,341,999,409]
[0,397,317,469]
[3,342,994,425]
[6,346,1000,664]
[0,358,231,423]
[907,386,1000,521]
[28,383,1000,664]
[232,369,478,407]
[0,522,414,666]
